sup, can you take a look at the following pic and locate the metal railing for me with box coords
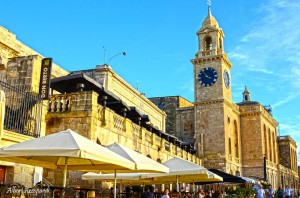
[0,80,43,137]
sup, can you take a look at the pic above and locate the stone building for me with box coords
[0,25,200,188]
[148,96,194,143]
[0,26,68,187]
[149,6,299,189]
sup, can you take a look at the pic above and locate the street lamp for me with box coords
[263,153,267,182]
[107,52,126,63]
[103,47,126,64]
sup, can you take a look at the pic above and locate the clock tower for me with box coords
[192,5,241,173]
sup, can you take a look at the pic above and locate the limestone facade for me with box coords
[175,106,195,144]
[0,25,68,186]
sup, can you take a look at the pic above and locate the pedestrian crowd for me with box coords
[257,184,295,198]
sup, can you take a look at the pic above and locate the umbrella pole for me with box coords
[193,180,195,192]
[114,170,117,198]
[120,180,123,194]
[176,175,179,192]
[63,163,68,187]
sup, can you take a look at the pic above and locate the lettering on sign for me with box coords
[39,58,52,100]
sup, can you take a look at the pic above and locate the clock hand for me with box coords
[203,72,211,79]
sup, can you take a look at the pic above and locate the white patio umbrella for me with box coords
[82,172,150,186]
[106,143,169,173]
[141,157,222,190]
[239,176,260,184]
[0,129,136,187]
[105,143,169,198]
[82,172,144,181]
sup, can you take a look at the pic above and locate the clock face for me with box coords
[198,67,218,87]
[224,70,230,88]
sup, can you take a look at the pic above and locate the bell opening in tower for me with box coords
[205,36,212,51]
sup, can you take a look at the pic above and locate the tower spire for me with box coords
[207,0,212,15]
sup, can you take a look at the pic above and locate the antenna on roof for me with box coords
[207,0,212,14]
[136,80,139,91]
[103,46,107,64]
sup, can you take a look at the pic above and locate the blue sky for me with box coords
[1,0,299,157]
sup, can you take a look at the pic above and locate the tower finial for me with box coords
[207,0,212,15]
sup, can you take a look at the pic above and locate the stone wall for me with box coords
[239,102,283,188]
[148,96,179,136]
[5,55,41,91]
[148,96,193,140]
[223,101,241,174]
[195,100,226,170]
[279,164,299,190]
[175,107,194,143]
[0,130,36,187]
[278,136,298,171]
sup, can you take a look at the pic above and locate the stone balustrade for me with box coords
[48,95,71,112]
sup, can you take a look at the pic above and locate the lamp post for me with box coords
[107,52,126,63]
[103,47,126,64]
[263,154,267,182]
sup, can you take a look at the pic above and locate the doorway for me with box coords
[0,166,6,184]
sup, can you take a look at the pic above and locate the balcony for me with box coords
[0,80,43,137]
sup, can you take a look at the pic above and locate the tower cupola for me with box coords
[195,1,225,57]
[200,7,219,31]
[243,86,251,102]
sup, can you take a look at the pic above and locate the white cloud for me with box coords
[272,93,299,109]
[279,118,300,140]
[291,67,300,88]
[230,0,300,86]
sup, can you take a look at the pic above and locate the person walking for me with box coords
[266,185,275,198]
[109,187,114,198]
[257,185,265,198]
[284,185,292,198]
[161,188,170,198]
[141,187,153,198]
[198,189,205,198]
[276,187,284,198]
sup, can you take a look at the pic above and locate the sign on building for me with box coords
[39,58,52,100]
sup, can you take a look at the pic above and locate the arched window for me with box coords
[264,125,268,160]
[219,38,223,50]
[272,132,276,163]
[295,150,297,170]
[228,137,232,155]
[234,120,239,158]
[235,170,240,176]
[205,36,212,51]
[268,129,272,162]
